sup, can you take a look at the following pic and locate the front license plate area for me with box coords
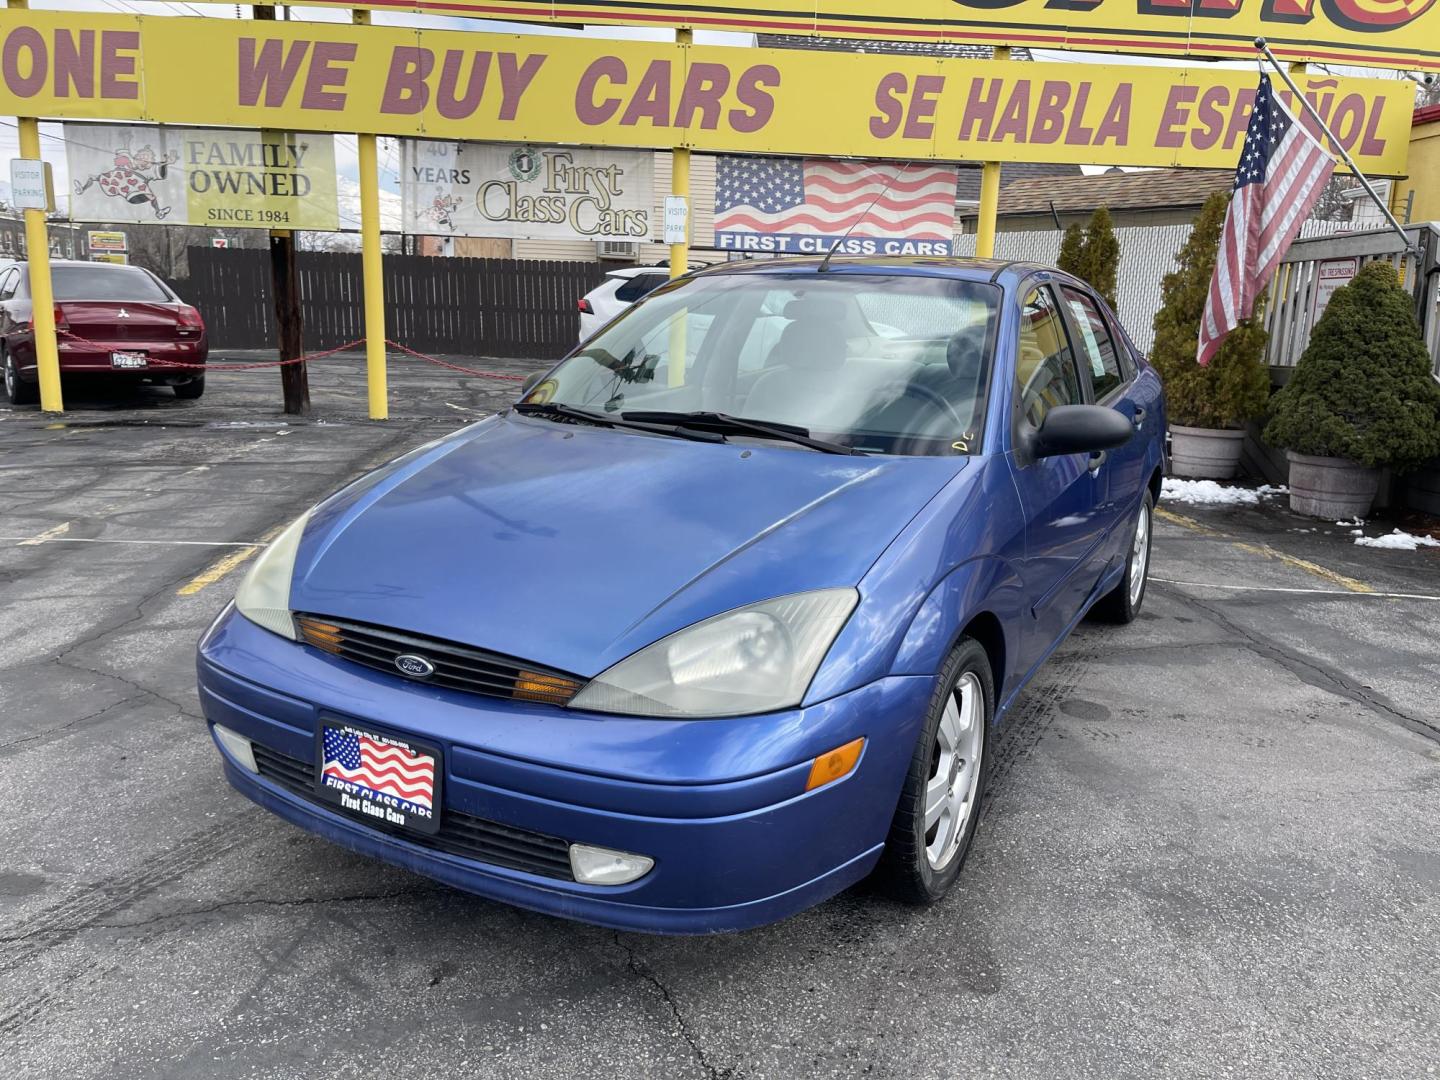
[111,351,147,369]
[314,721,442,836]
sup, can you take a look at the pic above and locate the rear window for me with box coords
[615,273,667,303]
[51,266,170,302]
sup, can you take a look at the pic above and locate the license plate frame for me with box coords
[110,351,148,369]
[314,720,443,836]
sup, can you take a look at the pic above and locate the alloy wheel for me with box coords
[1129,501,1151,608]
[923,672,984,870]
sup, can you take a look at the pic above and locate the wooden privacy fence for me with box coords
[181,247,608,360]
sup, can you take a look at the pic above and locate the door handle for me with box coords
[1088,450,1107,472]
[1132,407,1147,430]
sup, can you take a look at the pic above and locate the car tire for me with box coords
[3,347,37,406]
[874,637,993,905]
[1092,489,1154,624]
[173,376,205,400]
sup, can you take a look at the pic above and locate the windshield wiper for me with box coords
[621,411,867,456]
[512,401,726,444]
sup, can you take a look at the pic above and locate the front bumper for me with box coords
[197,607,934,934]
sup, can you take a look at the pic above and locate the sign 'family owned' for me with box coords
[3,14,1415,176]
[401,142,654,240]
[65,123,339,230]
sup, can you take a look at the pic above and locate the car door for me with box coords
[1058,285,1150,544]
[1009,282,1112,674]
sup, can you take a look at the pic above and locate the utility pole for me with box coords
[254,5,309,415]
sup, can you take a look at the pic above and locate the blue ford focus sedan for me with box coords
[197,257,1165,933]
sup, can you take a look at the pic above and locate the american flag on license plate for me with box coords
[715,157,957,243]
[1198,74,1335,366]
[322,729,435,810]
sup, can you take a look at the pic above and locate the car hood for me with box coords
[291,415,963,677]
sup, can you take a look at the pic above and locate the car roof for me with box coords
[1,259,147,271]
[604,266,674,280]
[689,255,1062,292]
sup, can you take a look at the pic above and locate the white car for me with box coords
[577,266,676,342]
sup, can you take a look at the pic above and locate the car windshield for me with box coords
[50,266,171,302]
[528,273,1000,456]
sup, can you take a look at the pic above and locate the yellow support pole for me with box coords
[668,27,693,388]
[16,118,61,412]
[355,10,387,420]
[974,46,1011,261]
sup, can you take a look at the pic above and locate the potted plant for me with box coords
[1150,192,1271,479]
[1264,260,1440,519]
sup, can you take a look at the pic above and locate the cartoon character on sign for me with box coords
[423,192,463,232]
[73,145,180,220]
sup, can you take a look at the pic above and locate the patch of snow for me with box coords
[1161,478,1262,506]
[1353,529,1440,551]
[1256,485,1289,496]
[1335,517,1365,527]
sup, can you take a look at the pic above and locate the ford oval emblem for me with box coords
[394,653,435,679]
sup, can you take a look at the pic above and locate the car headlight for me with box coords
[569,589,858,718]
[233,511,311,640]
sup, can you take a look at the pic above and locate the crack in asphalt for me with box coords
[612,932,730,1080]
[1153,583,1440,745]
[0,694,143,757]
[0,888,435,946]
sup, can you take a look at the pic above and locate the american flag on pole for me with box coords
[1198,74,1335,366]
[322,727,436,810]
[714,157,957,255]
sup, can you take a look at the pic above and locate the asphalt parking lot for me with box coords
[2,358,1438,1079]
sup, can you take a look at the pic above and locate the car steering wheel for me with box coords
[897,382,969,430]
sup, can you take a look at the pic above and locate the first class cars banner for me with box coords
[0,13,1415,176]
[401,142,655,240]
[98,0,1440,73]
[65,123,340,230]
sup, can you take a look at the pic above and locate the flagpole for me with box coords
[1255,38,1415,255]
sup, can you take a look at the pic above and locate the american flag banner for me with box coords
[1198,74,1335,366]
[715,157,958,257]
[322,727,436,811]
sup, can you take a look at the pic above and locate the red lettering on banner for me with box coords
[300,41,354,111]
[959,78,1003,141]
[1192,85,1228,150]
[1358,98,1387,156]
[238,38,310,108]
[1223,89,1256,150]
[1,27,46,98]
[53,29,93,99]
[435,51,491,121]
[871,73,906,138]
[1095,86,1130,146]
[1065,83,1094,145]
[620,59,671,126]
[904,74,945,139]
[1031,80,1069,145]
[675,62,730,129]
[98,30,138,100]
[991,83,1030,142]
[730,65,778,133]
[1321,0,1436,30]
[497,53,544,121]
[1155,85,1196,149]
[576,56,625,125]
[380,47,432,114]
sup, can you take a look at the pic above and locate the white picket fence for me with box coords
[952,219,1357,355]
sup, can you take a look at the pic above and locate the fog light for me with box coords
[213,724,258,773]
[569,843,654,886]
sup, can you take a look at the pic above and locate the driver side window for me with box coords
[1016,285,1083,429]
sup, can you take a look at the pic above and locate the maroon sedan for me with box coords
[1,259,208,405]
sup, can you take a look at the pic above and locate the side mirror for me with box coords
[1032,404,1133,457]
[520,371,545,396]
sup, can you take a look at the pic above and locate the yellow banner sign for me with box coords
[169,0,1440,73]
[0,13,1415,175]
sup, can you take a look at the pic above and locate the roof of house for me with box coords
[1415,103,1440,126]
[955,162,1084,203]
[979,168,1234,217]
[756,34,1030,61]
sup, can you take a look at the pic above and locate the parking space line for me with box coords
[1155,505,1374,594]
[1153,578,1440,602]
[176,545,262,596]
[18,522,72,546]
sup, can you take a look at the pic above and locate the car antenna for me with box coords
[817,161,914,273]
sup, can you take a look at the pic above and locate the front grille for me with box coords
[251,743,575,881]
[295,614,583,707]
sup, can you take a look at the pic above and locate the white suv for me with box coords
[578,267,676,342]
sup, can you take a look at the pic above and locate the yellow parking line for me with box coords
[176,523,283,597]
[1156,506,1374,594]
[19,521,71,546]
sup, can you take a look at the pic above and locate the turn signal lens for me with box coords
[296,617,343,654]
[514,670,583,705]
[806,737,865,791]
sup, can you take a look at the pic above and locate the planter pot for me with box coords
[1170,425,1246,479]
[1286,451,1381,519]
